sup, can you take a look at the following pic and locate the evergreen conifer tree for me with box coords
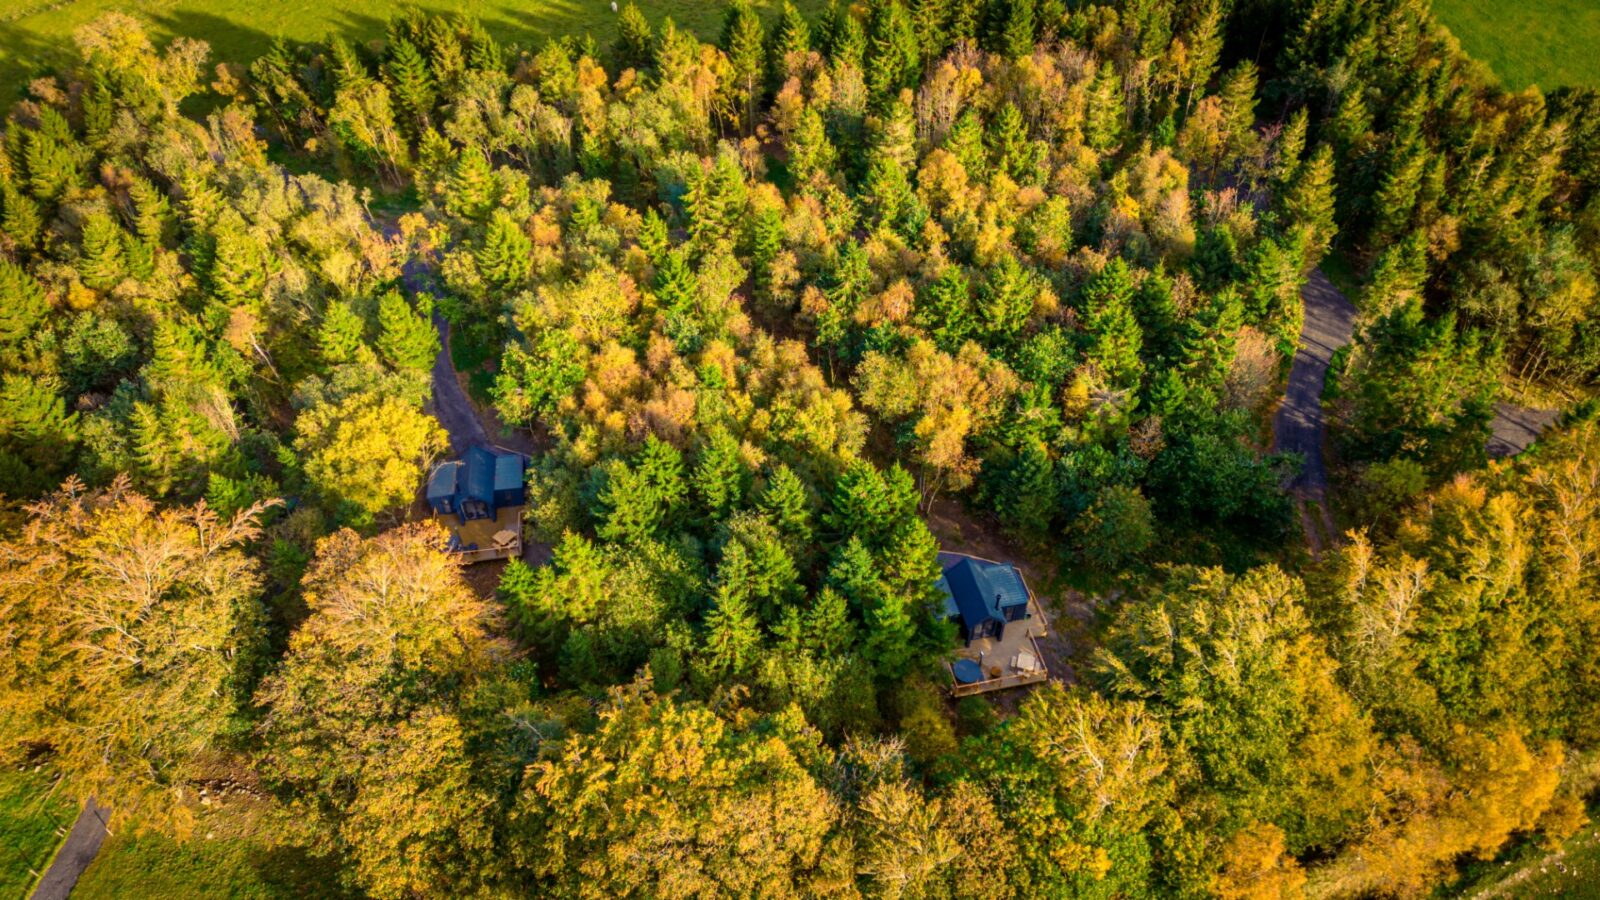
[383,37,436,136]
[78,213,126,291]
[616,2,656,71]
[908,0,950,64]
[376,291,440,372]
[0,261,47,349]
[694,426,748,519]
[317,300,366,368]
[1,183,43,250]
[788,107,838,187]
[721,0,767,132]
[446,150,496,221]
[767,2,811,87]
[987,102,1038,182]
[1084,61,1125,151]
[24,133,78,202]
[1000,0,1036,59]
[919,265,974,352]
[1280,144,1338,268]
[478,210,533,291]
[701,586,763,679]
[759,464,813,549]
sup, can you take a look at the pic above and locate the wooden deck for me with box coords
[944,553,1053,697]
[439,506,523,563]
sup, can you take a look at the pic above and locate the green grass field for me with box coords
[0,768,77,900]
[1433,0,1600,91]
[75,821,358,900]
[1494,823,1600,900]
[0,0,818,100]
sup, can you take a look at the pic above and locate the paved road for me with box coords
[1271,268,1560,476]
[429,311,490,455]
[30,798,109,900]
[1273,268,1358,498]
[1488,402,1560,458]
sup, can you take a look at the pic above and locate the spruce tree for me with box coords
[1271,107,1309,188]
[24,133,78,203]
[1,183,43,250]
[478,210,534,292]
[978,254,1036,346]
[0,261,48,349]
[865,0,919,103]
[317,300,366,368]
[638,208,670,263]
[376,291,440,372]
[766,1,811,87]
[616,2,656,71]
[0,373,78,475]
[82,73,114,149]
[694,426,748,519]
[464,18,503,72]
[758,464,813,549]
[78,212,126,291]
[987,102,1037,182]
[829,8,867,69]
[1081,258,1144,390]
[908,0,950,64]
[721,0,767,132]
[446,149,495,221]
[326,36,372,95]
[749,206,786,300]
[424,15,468,90]
[638,434,689,526]
[655,249,703,353]
[864,589,915,679]
[1280,144,1338,269]
[129,177,173,248]
[1084,61,1125,152]
[383,37,436,136]
[1218,61,1259,165]
[1000,0,1036,59]
[701,586,763,680]
[918,264,974,351]
[945,108,988,179]
[788,107,837,186]
[208,213,268,308]
[802,586,855,656]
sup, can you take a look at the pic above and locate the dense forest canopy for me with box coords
[0,0,1596,897]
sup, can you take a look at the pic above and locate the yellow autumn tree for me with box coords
[0,478,275,832]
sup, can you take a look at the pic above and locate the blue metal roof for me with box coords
[936,557,1030,631]
[463,446,496,502]
[493,452,523,492]
[426,461,460,501]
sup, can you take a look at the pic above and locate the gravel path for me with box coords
[1488,402,1560,458]
[1272,268,1358,498]
[29,798,109,900]
[429,311,490,455]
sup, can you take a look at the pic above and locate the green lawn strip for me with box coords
[1432,0,1600,90]
[0,768,77,900]
[75,827,358,900]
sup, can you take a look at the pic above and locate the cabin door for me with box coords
[462,500,489,520]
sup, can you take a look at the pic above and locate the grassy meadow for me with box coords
[73,831,357,900]
[0,768,76,900]
[0,0,820,99]
[1432,0,1600,91]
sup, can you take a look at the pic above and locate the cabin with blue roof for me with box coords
[426,446,526,523]
[938,555,1033,644]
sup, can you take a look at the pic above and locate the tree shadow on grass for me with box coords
[246,842,364,899]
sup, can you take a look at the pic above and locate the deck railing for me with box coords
[455,538,521,563]
[947,629,1051,696]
